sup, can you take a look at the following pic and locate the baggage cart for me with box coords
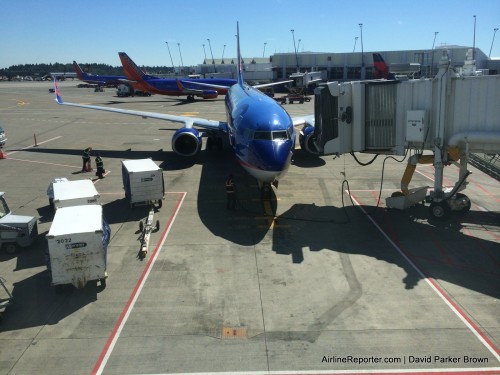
[121,159,164,208]
[46,205,110,290]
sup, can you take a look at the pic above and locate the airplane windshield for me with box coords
[253,130,291,141]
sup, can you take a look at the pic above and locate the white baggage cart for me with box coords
[51,179,100,210]
[121,159,164,208]
[46,205,110,291]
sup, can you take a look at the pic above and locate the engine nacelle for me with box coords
[201,90,218,99]
[299,125,319,155]
[172,127,202,157]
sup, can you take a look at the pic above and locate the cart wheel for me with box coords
[155,220,160,232]
[429,200,451,221]
[158,199,162,208]
[4,243,18,255]
[139,220,144,232]
[100,278,106,288]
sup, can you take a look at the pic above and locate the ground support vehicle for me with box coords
[0,192,38,254]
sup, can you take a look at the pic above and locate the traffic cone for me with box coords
[0,149,6,159]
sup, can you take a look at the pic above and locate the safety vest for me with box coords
[83,148,91,159]
[96,156,103,168]
[225,178,235,193]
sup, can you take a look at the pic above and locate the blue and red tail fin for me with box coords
[236,22,244,87]
[73,61,86,80]
[373,53,396,80]
[118,52,154,82]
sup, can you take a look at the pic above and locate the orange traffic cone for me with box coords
[0,150,6,159]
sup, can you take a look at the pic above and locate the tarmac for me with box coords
[0,80,498,375]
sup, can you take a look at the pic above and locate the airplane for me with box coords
[372,53,395,80]
[119,52,293,102]
[73,61,127,86]
[373,53,420,80]
[119,52,237,101]
[54,23,315,195]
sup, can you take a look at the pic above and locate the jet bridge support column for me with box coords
[428,51,453,218]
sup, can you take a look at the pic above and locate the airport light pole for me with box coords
[165,42,175,74]
[489,28,499,58]
[177,43,184,74]
[221,44,226,64]
[202,44,207,63]
[291,29,299,72]
[207,38,216,73]
[431,31,438,77]
[359,23,364,80]
[353,36,358,53]
[472,15,476,61]
[263,42,267,58]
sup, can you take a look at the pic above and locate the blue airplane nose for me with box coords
[251,140,293,171]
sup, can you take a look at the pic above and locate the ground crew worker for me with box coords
[82,147,92,172]
[95,153,105,179]
[225,174,236,210]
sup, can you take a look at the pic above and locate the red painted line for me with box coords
[475,183,500,203]
[91,192,186,375]
[348,192,500,361]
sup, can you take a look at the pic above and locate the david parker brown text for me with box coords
[322,355,489,365]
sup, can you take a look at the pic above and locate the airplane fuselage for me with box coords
[225,83,295,184]
[139,77,236,96]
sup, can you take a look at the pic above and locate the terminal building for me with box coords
[192,45,499,83]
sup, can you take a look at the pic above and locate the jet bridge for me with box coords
[310,50,500,219]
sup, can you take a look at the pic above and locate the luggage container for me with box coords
[121,159,164,208]
[51,179,100,210]
[46,205,110,291]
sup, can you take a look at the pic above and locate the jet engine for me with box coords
[201,90,218,99]
[172,128,202,157]
[299,125,319,155]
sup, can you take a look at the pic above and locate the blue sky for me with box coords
[1,0,499,68]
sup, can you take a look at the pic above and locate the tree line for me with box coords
[0,63,175,79]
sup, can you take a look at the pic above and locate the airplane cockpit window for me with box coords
[272,131,288,140]
[253,131,272,140]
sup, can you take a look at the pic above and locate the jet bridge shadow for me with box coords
[271,202,499,299]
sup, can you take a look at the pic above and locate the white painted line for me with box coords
[6,135,63,156]
[347,191,500,363]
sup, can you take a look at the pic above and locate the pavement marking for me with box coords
[126,367,500,374]
[91,192,186,375]
[4,157,79,169]
[5,135,62,156]
[348,191,500,363]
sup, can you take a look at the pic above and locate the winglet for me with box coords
[236,22,244,87]
[54,78,63,104]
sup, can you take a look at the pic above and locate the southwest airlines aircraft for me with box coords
[73,61,127,86]
[119,52,236,101]
[55,23,315,194]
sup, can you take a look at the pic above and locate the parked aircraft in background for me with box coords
[73,61,127,86]
[55,23,314,195]
[372,53,396,80]
[119,52,236,101]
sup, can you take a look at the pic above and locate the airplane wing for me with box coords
[291,114,315,127]
[179,79,293,91]
[175,80,218,96]
[54,80,223,131]
[253,80,294,89]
